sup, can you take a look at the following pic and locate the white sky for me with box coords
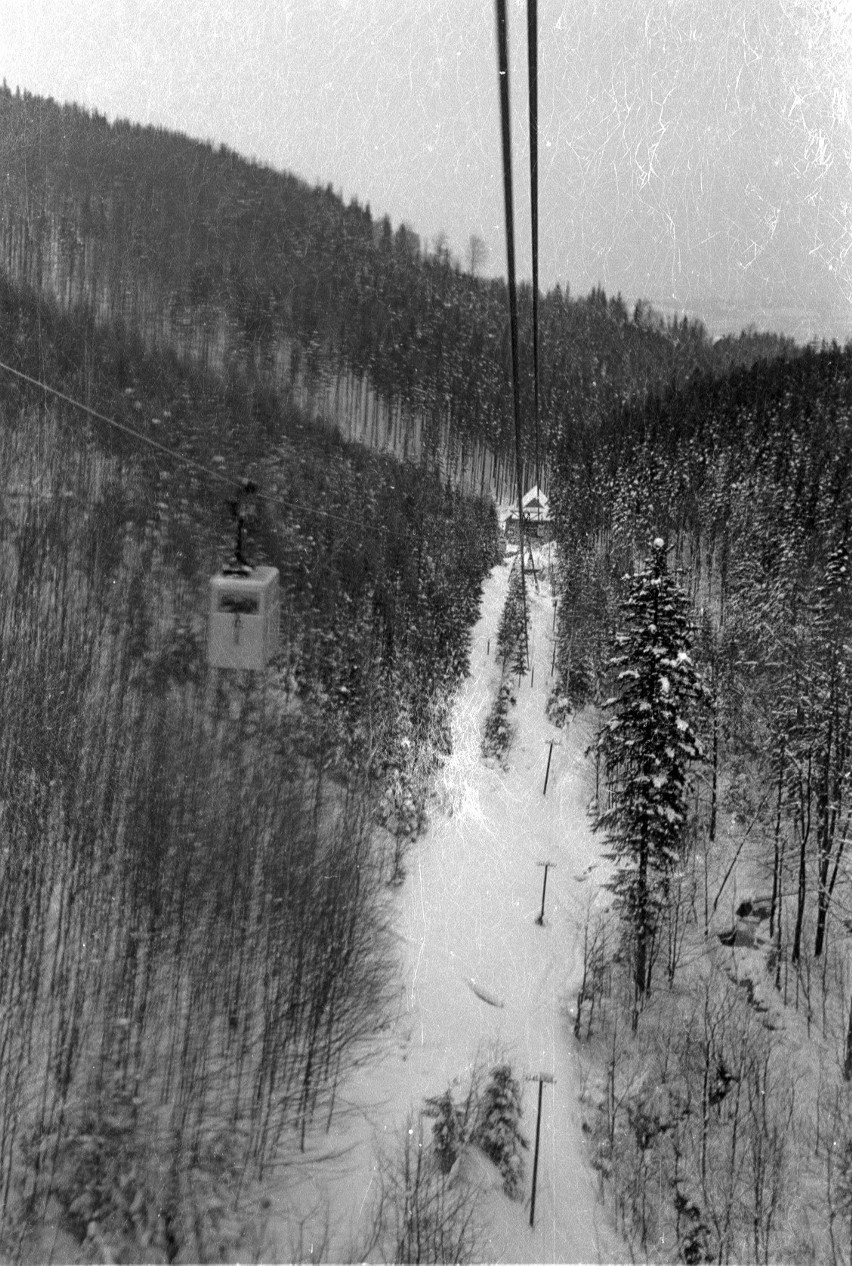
[3,0,852,341]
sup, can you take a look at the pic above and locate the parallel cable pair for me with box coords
[495,0,541,669]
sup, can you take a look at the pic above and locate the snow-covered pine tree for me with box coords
[496,562,528,675]
[808,535,852,960]
[473,1064,528,1199]
[423,1089,465,1175]
[595,538,705,1026]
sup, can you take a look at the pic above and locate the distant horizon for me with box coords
[632,295,850,347]
[3,0,850,351]
[5,72,848,351]
[5,2,849,347]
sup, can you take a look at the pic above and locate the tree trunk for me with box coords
[708,683,719,846]
[844,989,852,1081]
[814,853,831,959]
[791,757,812,964]
[814,705,835,958]
[770,742,785,941]
[634,833,649,1031]
[792,829,807,965]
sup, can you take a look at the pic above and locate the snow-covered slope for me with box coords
[272,549,628,1263]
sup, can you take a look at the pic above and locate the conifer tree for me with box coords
[473,1064,528,1199]
[595,539,705,1025]
[809,535,852,958]
[496,561,528,675]
[423,1088,465,1175]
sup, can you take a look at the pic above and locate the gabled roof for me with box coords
[522,485,548,509]
[519,486,550,518]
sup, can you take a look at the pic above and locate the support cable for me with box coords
[527,0,541,494]
[496,0,530,668]
[0,356,369,534]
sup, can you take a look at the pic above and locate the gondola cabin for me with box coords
[208,566,280,670]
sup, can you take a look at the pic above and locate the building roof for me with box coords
[504,486,550,520]
[522,485,549,510]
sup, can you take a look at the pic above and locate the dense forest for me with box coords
[3,81,852,1265]
[0,273,499,1260]
[550,344,852,1262]
[0,84,797,498]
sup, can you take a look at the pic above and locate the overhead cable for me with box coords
[496,0,530,666]
[527,0,541,492]
[0,357,375,533]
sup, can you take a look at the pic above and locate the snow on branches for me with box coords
[423,1062,528,1201]
[594,538,707,1022]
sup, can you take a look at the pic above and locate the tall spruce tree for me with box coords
[595,539,705,1025]
[809,535,852,959]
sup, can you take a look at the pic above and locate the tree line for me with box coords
[0,83,798,495]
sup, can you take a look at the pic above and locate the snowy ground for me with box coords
[270,547,628,1263]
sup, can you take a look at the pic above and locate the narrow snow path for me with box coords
[274,552,627,1263]
[394,553,624,1263]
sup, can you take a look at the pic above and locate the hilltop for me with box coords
[0,84,801,498]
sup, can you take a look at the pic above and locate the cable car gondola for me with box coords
[207,481,280,671]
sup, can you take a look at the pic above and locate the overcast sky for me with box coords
[3,0,852,342]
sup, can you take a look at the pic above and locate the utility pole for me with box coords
[526,1072,555,1229]
[542,739,559,795]
[535,860,556,925]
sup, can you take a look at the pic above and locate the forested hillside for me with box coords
[549,343,852,1261]
[0,84,796,495]
[3,79,851,1266]
[0,273,500,1261]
